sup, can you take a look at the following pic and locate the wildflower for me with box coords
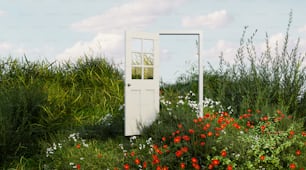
[76,164,81,170]
[174,136,181,143]
[142,161,147,168]
[289,163,296,169]
[76,144,81,149]
[152,154,160,164]
[212,159,220,166]
[296,150,301,156]
[227,165,233,170]
[189,129,195,134]
[221,150,227,157]
[181,146,188,153]
[191,157,198,163]
[182,135,190,141]
[123,164,130,170]
[134,158,141,165]
[207,131,213,137]
[260,155,265,161]
[175,150,183,157]
[180,162,186,169]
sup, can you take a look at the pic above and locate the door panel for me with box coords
[125,32,159,136]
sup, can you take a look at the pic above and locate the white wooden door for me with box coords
[125,32,160,136]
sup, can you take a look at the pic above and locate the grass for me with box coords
[1,13,306,169]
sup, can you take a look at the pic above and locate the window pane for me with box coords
[132,67,142,79]
[143,53,153,66]
[132,38,142,52]
[144,67,153,79]
[132,53,142,65]
[143,39,153,53]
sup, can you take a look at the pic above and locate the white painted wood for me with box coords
[125,32,160,136]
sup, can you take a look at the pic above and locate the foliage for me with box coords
[0,57,124,167]
[121,95,306,169]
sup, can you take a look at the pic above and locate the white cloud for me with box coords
[58,0,187,63]
[182,10,233,29]
[203,40,237,67]
[71,0,187,33]
[55,33,124,64]
[298,25,306,33]
[0,10,6,16]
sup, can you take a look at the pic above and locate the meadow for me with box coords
[1,19,306,169]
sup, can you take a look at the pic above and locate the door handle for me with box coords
[127,83,131,87]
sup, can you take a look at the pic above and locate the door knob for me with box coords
[127,83,131,87]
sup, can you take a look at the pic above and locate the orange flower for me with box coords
[191,157,198,163]
[181,146,188,153]
[289,163,296,169]
[174,136,181,143]
[221,150,227,157]
[180,162,186,169]
[178,123,183,129]
[296,150,301,156]
[189,129,195,134]
[143,161,147,168]
[182,135,190,141]
[175,150,183,158]
[200,133,206,138]
[134,158,141,165]
[123,164,130,170]
[260,155,265,161]
[76,144,81,149]
[207,131,213,137]
[212,159,220,166]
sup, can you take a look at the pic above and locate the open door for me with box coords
[125,32,160,136]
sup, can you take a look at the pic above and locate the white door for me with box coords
[125,32,160,136]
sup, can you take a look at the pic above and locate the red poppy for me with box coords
[178,124,183,129]
[208,164,214,170]
[182,135,190,141]
[162,136,166,142]
[207,131,213,137]
[134,158,141,165]
[296,150,301,156]
[130,151,135,157]
[227,165,233,170]
[152,154,160,164]
[221,150,227,157]
[193,163,200,170]
[200,141,205,146]
[123,164,130,170]
[189,129,195,134]
[200,134,206,138]
[181,146,188,153]
[76,164,81,170]
[174,136,181,143]
[175,150,183,158]
[260,155,265,161]
[289,163,296,169]
[180,163,186,169]
[191,157,198,163]
[143,161,147,169]
[212,159,220,166]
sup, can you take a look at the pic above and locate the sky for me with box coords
[1,0,306,83]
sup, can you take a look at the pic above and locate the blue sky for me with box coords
[0,0,306,82]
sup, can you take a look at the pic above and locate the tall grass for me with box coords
[0,57,124,166]
[169,12,306,121]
